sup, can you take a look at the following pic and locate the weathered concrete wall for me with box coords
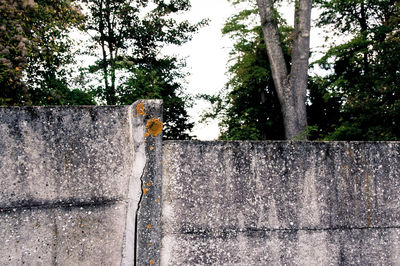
[161,141,400,265]
[2,103,400,265]
[0,100,163,265]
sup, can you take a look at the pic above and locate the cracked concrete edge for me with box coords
[126,100,163,266]
[121,103,145,266]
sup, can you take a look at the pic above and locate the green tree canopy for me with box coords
[0,0,93,106]
[207,0,399,141]
[202,4,289,140]
[82,0,207,139]
[315,0,400,140]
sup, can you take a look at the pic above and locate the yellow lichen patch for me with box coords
[142,187,149,195]
[150,260,155,265]
[145,118,163,137]
[136,103,146,116]
[147,182,152,187]
[150,146,154,151]
[144,132,150,138]
[147,224,152,229]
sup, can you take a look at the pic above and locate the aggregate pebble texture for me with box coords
[161,141,400,265]
[0,100,163,265]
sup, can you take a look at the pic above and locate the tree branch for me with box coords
[290,0,312,114]
[256,0,289,101]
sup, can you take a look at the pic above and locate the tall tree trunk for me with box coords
[105,0,117,105]
[99,0,112,104]
[256,0,311,139]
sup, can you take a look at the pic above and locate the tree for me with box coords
[0,0,93,106]
[315,0,400,140]
[201,6,287,140]
[82,0,206,139]
[204,1,338,141]
[256,0,312,139]
[25,0,94,105]
[0,0,37,105]
[118,57,195,139]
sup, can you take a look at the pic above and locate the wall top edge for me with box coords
[163,140,400,144]
[0,99,163,110]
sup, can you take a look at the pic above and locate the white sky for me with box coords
[168,0,327,140]
[165,0,237,140]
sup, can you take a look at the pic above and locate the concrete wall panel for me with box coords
[161,141,400,265]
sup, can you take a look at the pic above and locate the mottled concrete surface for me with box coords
[161,141,400,265]
[133,100,163,266]
[2,105,399,266]
[0,101,163,265]
[0,203,126,265]
[0,106,134,208]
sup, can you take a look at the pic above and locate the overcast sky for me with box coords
[165,0,237,140]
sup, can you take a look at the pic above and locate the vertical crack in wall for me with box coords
[52,212,58,266]
[121,103,147,266]
[134,160,148,266]
[130,99,163,266]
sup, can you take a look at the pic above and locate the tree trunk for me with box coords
[256,0,311,139]
[105,0,117,105]
[99,0,112,104]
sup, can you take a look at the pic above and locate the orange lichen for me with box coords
[136,103,146,116]
[145,118,163,137]
[142,187,149,195]
[150,146,154,151]
[133,113,137,117]
[147,182,152,187]
[155,198,160,203]
[148,243,153,247]
[144,132,150,138]
[150,260,155,265]
[147,224,152,229]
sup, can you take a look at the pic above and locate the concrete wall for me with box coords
[0,100,163,265]
[2,103,400,265]
[161,141,400,265]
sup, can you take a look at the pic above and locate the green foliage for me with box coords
[82,0,206,139]
[213,0,399,141]
[203,4,289,140]
[314,0,400,140]
[0,0,36,105]
[0,0,93,106]
[118,57,194,139]
[306,76,342,140]
[1,0,203,139]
